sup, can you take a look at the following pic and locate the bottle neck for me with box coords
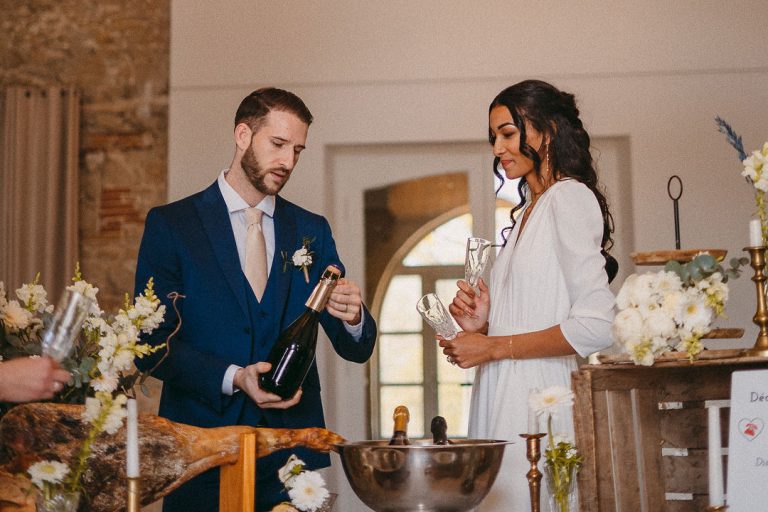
[305,280,334,312]
[305,266,341,312]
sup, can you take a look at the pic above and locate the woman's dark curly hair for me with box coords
[490,79,617,282]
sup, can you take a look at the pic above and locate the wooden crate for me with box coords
[572,355,768,512]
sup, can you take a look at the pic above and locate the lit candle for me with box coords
[750,219,763,247]
[707,404,724,506]
[127,398,139,478]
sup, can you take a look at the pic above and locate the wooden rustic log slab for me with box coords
[630,249,727,266]
[701,327,744,339]
[0,403,343,512]
[596,348,756,366]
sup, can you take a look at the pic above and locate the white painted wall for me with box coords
[168,1,768,509]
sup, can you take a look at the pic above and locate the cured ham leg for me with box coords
[0,403,344,512]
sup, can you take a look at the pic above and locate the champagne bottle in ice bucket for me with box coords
[388,405,411,446]
[431,416,450,445]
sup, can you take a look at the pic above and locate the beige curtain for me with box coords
[0,86,80,301]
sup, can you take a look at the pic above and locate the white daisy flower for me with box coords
[528,386,574,416]
[28,460,70,489]
[288,471,330,512]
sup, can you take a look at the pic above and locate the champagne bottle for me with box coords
[430,415,449,445]
[388,405,411,445]
[259,265,342,399]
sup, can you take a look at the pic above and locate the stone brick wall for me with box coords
[0,0,170,311]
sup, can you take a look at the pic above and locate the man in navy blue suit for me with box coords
[134,88,377,511]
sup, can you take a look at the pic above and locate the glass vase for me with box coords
[36,490,80,512]
[316,492,337,512]
[545,465,577,512]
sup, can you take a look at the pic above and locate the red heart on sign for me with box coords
[738,418,764,441]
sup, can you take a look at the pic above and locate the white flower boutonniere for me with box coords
[283,237,315,283]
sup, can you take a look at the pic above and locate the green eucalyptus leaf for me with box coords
[695,254,717,271]
[689,266,703,281]
[665,260,684,276]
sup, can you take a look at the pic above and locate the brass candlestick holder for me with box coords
[520,433,546,512]
[127,476,141,512]
[744,246,768,357]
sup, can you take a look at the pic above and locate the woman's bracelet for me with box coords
[508,337,514,359]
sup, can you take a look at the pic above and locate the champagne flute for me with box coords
[464,237,492,319]
[417,293,457,340]
[465,237,492,292]
[41,289,93,362]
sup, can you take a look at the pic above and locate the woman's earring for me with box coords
[545,142,551,176]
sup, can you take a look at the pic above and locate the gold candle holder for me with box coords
[744,246,768,357]
[127,476,141,512]
[520,433,546,512]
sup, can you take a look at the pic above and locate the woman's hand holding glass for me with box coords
[448,278,490,333]
[438,331,497,369]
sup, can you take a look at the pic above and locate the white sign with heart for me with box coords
[727,370,768,511]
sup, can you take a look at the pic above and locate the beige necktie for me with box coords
[244,207,267,301]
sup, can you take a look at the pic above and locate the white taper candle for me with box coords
[127,398,140,478]
[707,404,724,506]
[750,219,763,247]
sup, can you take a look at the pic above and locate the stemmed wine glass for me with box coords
[41,288,93,362]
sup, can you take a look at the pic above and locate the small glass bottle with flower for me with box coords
[529,386,582,512]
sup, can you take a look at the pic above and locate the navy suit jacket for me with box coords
[134,181,377,468]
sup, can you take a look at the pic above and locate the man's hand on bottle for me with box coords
[327,278,363,326]
[233,362,302,409]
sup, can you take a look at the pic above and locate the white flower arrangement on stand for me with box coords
[612,253,745,365]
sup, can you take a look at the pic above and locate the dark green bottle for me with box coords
[259,265,341,399]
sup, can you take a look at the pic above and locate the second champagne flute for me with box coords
[416,293,458,340]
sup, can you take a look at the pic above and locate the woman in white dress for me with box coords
[440,80,617,511]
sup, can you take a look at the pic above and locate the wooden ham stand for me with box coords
[220,432,257,512]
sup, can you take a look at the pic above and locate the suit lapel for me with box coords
[195,182,249,318]
[269,196,296,321]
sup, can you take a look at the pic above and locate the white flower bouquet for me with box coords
[278,454,332,512]
[613,253,745,365]
[0,265,169,504]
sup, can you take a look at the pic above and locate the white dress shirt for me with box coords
[217,170,363,395]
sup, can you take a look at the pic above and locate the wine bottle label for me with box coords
[305,265,341,312]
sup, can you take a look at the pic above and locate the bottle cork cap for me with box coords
[393,405,410,431]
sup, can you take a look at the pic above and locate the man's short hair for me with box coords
[234,87,313,132]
